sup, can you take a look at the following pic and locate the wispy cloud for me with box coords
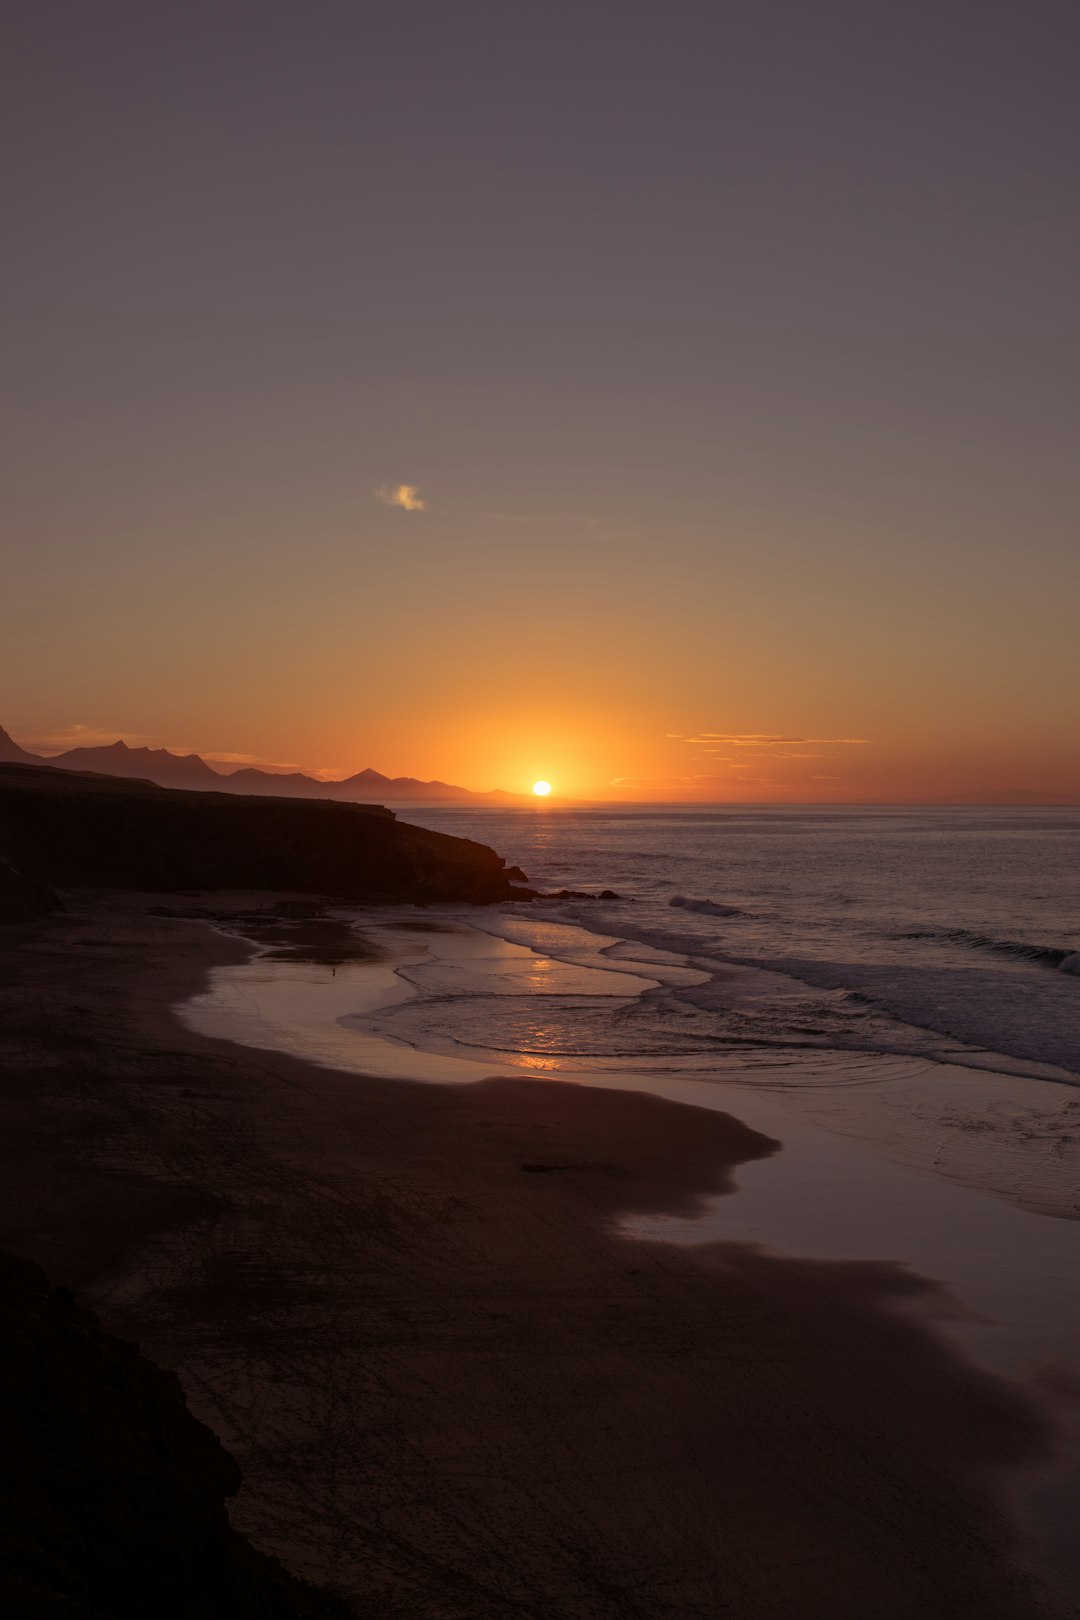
[203,752,307,770]
[678,734,870,748]
[202,752,347,778]
[376,483,427,512]
[611,772,790,794]
[610,775,708,788]
[665,732,871,775]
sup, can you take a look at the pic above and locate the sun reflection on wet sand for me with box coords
[518,1048,562,1072]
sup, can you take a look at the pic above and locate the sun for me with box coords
[531,780,552,797]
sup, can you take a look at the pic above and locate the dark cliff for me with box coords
[0,764,532,904]
[0,1250,351,1618]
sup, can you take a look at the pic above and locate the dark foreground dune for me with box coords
[0,763,530,903]
[1,1249,350,1618]
[0,898,1066,1618]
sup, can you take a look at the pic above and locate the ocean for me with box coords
[389,804,1080,1084]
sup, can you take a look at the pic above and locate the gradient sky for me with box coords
[4,2,1078,801]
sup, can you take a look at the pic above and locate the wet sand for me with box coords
[0,895,1069,1617]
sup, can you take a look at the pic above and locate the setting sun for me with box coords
[531,780,552,797]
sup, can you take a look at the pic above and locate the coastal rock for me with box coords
[0,1250,351,1618]
[542,887,622,901]
[0,763,527,905]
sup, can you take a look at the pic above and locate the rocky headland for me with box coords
[0,762,534,909]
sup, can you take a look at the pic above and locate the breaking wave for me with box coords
[669,894,751,919]
[895,926,1077,971]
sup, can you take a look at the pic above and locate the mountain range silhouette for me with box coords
[0,728,527,804]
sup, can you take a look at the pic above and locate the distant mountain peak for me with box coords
[341,768,392,786]
[0,726,44,765]
[0,723,530,803]
[47,735,222,786]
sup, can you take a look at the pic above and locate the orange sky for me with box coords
[9,487,1080,802]
[13,631,1080,804]
[8,483,1079,801]
[5,9,1079,805]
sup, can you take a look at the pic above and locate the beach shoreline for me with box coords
[184,899,1080,1226]
[0,893,1071,1617]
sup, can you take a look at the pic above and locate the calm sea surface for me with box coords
[395,806,1080,1082]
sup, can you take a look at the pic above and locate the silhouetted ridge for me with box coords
[0,727,42,767]
[53,740,225,790]
[0,724,529,802]
[0,763,534,902]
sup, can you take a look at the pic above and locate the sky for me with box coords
[3,1,1078,801]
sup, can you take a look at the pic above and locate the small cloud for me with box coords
[376,483,427,512]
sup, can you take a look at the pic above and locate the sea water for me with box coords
[393,805,1080,1082]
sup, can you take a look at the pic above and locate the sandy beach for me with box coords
[0,894,1071,1618]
